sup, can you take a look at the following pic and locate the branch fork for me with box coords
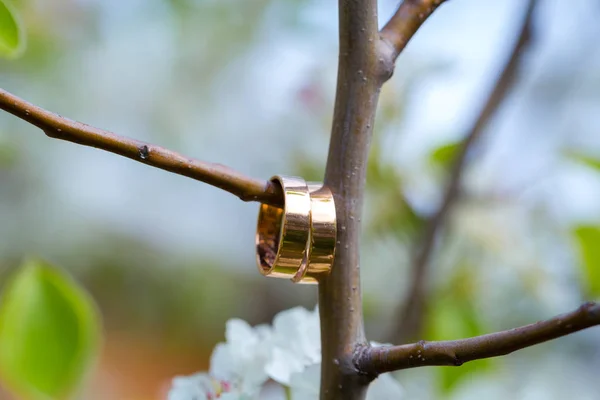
[1,1,598,399]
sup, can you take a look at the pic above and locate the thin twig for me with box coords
[380,0,449,61]
[358,302,600,374]
[394,0,537,343]
[0,89,282,206]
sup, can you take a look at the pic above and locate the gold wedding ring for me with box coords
[256,176,311,279]
[292,183,336,284]
[255,175,336,284]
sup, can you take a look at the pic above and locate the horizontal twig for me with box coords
[357,302,600,375]
[0,88,282,206]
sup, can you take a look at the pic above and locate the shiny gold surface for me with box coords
[256,175,311,278]
[256,176,336,284]
[293,183,337,284]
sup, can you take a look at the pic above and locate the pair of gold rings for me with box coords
[255,175,336,284]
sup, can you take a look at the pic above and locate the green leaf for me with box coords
[565,151,600,171]
[425,268,492,394]
[292,155,324,183]
[427,298,492,393]
[572,226,600,297]
[0,259,101,399]
[0,142,17,168]
[0,134,18,168]
[367,144,400,190]
[365,145,424,237]
[367,191,423,237]
[0,0,25,58]
[430,141,462,169]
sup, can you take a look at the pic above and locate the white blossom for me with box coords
[210,319,273,395]
[168,372,241,400]
[168,319,272,400]
[366,373,405,400]
[168,306,403,400]
[265,306,321,385]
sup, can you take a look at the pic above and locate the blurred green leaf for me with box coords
[565,151,600,171]
[366,144,423,238]
[430,141,462,169]
[0,0,25,58]
[367,144,400,190]
[572,226,600,297]
[292,155,324,183]
[0,259,101,399]
[0,137,18,168]
[427,299,491,393]
[367,191,423,238]
[425,268,492,394]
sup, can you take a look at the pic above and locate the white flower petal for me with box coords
[168,373,214,400]
[259,382,288,400]
[209,343,235,381]
[272,306,321,365]
[239,367,269,396]
[366,373,404,400]
[177,306,324,400]
[265,347,307,385]
[215,318,273,394]
[226,319,261,353]
[302,307,321,363]
[254,323,273,339]
[289,364,320,400]
[218,394,243,400]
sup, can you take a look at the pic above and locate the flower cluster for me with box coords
[168,306,403,400]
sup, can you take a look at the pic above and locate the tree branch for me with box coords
[357,302,600,375]
[318,0,382,399]
[380,0,448,62]
[0,88,282,206]
[316,2,458,398]
[393,0,537,343]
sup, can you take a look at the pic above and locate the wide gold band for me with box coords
[256,175,311,279]
[292,183,336,284]
[256,176,336,284]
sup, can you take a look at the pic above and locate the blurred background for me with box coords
[1,0,600,398]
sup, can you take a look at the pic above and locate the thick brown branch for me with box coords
[0,88,282,206]
[358,302,600,374]
[394,0,537,343]
[318,0,381,399]
[380,0,448,62]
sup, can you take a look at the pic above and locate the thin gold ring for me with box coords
[256,175,311,279]
[292,183,336,284]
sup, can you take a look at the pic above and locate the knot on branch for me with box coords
[580,302,599,319]
[375,39,396,83]
[138,145,150,160]
[352,343,379,379]
[408,340,428,365]
[43,127,63,139]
